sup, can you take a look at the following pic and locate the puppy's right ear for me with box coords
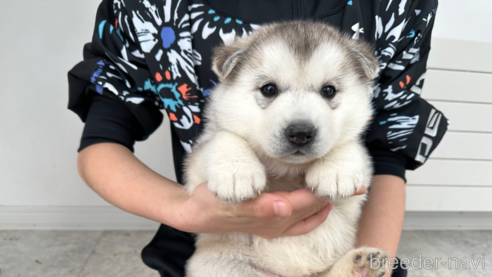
[350,40,379,80]
[212,42,245,81]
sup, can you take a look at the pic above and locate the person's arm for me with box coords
[357,1,448,275]
[356,175,405,276]
[78,142,185,227]
[78,142,362,238]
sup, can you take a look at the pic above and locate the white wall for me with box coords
[0,0,176,208]
[405,0,492,212]
[0,0,491,229]
[431,0,492,44]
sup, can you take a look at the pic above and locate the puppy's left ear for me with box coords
[212,40,245,81]
[350,40,379,80]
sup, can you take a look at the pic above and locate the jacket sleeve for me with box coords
[68,0,166,152]
[68,0,204,152]
[365,0,448,181]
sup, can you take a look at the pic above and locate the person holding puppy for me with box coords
[69,0,447,276]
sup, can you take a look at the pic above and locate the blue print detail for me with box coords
[161,27,176,49]
[91,60,105,94]
[116,28,124,41]
[96,85,103,94]
[98,20,106,39]
[156,83,184,112]
[137,79,158,94]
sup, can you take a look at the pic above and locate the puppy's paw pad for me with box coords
[350,247,389,277]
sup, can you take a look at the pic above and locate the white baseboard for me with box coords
[403,211,492,230]
[0,206,159,230]
[1,206,492,230]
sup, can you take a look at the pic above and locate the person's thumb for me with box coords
[235,193,292,218]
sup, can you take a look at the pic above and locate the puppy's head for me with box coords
[209,21,377,164]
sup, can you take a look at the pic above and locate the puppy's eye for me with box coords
[321,85,336,99]
[260,84,278,97]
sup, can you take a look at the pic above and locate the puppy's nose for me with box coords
[285,123,316,146]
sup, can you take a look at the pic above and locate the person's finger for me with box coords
[283,188,325,211]
[271,189,329,224]
[354,186,367,196]
[193,182,291,219]
[233,193,293,218]
[270,191,291,198]
[281,203,334,237]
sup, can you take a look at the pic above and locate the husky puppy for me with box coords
[184,21,388,277]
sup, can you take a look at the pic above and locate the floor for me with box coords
[0,230,490,277]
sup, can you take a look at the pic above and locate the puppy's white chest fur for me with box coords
[185,135,370,276]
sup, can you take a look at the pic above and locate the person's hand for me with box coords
[171,182,366,239]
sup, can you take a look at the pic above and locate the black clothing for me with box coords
[68,0,448,276]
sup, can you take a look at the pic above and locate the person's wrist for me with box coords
[177,195,202,233]
[159,183,193,231]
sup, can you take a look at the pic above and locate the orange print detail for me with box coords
[193,115,201,124]
[165,70,171,80]
[169,113,178,121]
[155,72,163,82]
[406,75,411,85]
[178,83,192,100]
[115,19,118,28]
[399,81,404,89]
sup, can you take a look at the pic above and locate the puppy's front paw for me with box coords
[305,159,365,200]
[334,247,389,277]
[208,159,267,203]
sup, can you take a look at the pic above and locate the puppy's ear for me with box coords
[212,41,245,81]
[350,40,379,80]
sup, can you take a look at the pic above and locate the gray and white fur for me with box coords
[183,21,389,277]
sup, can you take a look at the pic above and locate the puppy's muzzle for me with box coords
[285,123,316,147]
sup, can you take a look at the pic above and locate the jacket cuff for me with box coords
[369,148,407,183]
[78,95,144,152]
